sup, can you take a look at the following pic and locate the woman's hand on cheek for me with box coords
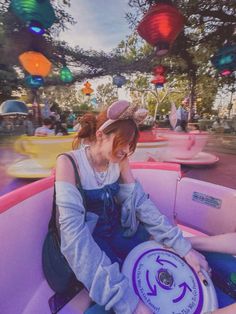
[119,157,135,183]
[120,156,130,171]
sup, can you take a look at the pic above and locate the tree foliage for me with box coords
[96,83,118,109]
[0,0,235,114]
[124,0,236,117]
[128,69,220,117]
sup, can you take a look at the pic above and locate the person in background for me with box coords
[187,123,201,133]
[174,97,190,131]
[212,118,221,131]
[189,233,236,313]
[54,121,68,136]
[67,111,76,128]
[34,118,54,136]
[56,100,209,314]
[73,117,81,132]
[174,119,188,132]
[23,114,35,136]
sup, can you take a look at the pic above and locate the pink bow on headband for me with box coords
[98,100,148,131]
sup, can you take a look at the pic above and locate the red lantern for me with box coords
[137,2,184,56]
[151,75,166,88]
[151,65,167,88]
[153,65,165,75]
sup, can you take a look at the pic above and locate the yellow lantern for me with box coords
[19,51,52,77]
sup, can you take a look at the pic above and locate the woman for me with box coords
[56,100,208,314]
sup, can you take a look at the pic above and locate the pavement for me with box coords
[181,134,236,190]
[182,152,236,190]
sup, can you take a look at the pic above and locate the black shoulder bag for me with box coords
[42,153,86,313]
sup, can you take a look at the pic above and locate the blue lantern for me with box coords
[25,75,44,88]
[90,97,98,107]
[211,44,236,76]
[11,0,56,35]
[113,74,126,88]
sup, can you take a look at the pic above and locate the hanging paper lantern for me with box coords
[137,1,184,56]
[211,44,236,76]
[82,81,94,96]
[10,0,56,35]
[113,74,126,88]
[19,51,52,77]
[25,75,44,88]
[151,65,167,88]
[60,66,73,83]
[151,75,166,88]
[153,65,166,75]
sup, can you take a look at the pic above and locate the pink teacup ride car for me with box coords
[1,161,231,314]
[130,130,168,162]
[150,129,219,165]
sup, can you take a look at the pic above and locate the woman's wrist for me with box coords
[119,158,135,183]
[189,236,208,251]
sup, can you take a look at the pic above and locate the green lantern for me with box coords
[11,0,56,33]
[60,66,73,83]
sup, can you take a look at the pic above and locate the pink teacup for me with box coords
[157,131,209,160]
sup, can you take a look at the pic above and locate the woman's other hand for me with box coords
[184,248,210,284]
[134,301,152,314]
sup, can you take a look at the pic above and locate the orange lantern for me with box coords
[19,51,52,77]
[82,81,94,96]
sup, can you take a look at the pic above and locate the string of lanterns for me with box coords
[11,0,234,103]
[11,0,74,89]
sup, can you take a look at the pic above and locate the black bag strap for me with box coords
[49,153,86,232]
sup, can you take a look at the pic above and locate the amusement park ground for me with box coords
[183,134,236,190]
[0,134,236,196]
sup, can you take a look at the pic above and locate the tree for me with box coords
[127,68,220,118]
[126,0,236,119]
[35,85,95,112]
[96,83,118,109]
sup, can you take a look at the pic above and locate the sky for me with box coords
[59,0,132,52]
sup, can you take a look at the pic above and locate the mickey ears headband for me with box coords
[98,100,148,131]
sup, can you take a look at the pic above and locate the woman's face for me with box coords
[101,133,131,163]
